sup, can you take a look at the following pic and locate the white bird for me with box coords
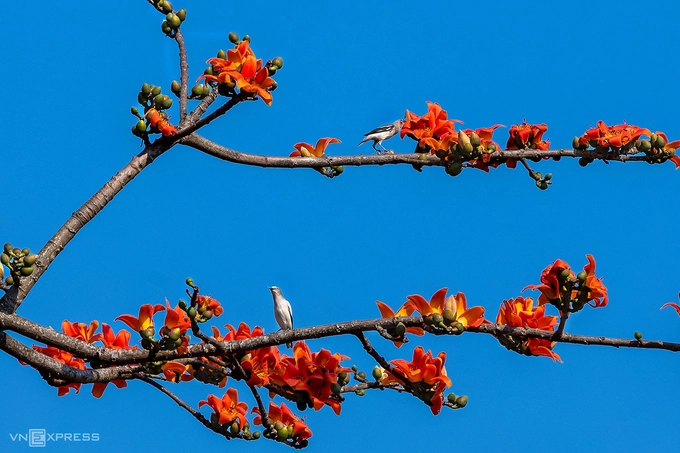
[269,286,293,348]
[357,119,405,154]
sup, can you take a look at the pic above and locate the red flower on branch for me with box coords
[382,346,452,415]
[506,122,549,150]
[162,301,192,336]
[290,138,341,157]
[146,108,177,136]
[115,304,166,333]
[199,388,249,428]
[577,120,650,149]
[91,323,136,398]
[252,402,312,442]
[196,295,224,318]
[407,288,486,328]
[28,346,87,396]
[240,345,281,387]
[62,320,103,343]
[376,300,424,347]
[161,361,193,383]
[496,296,561,362]
[401,102,462,150]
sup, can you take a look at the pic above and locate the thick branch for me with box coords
[0,143,170,314]
[175,29,189,120]
[181,134,664,169]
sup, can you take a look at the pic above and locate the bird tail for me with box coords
[357,138,369,147]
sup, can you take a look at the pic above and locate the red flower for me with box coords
[240,345,281,387]
[661,294,680,316]
[401,102,462,150]
[62,320,102,343]
[375,300,424,347]
[91,323,136,398]
[253,402,312,442]
[506,122,549,150]
[290,138,341,157]
[382,346,452,415]
[163,300,192,335]
[407,288,486,328]
[115,304,165,333]
[196,295,224,318]
[577,120,650,150]
[199,388,249,428]
[146,108,177,136]
[496,297,561,362]
[28,346,87,396]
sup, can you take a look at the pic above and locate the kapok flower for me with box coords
[376,300,424,347]
[290,138,341,157]
[115,304,165,334]
[580,254,608,308]
[496,297,561,362]
[382,346,451,415]
[271,342,350,415]
[163,300,192,336]
[506,122,549,150]
[161,361,193,383]
[62,320,102,343]
[199,388,249,428]
[253,402,312,442]
[204,41,255,82]
[221,322,265,341]
[91,323,136,398]
[240,345,281,387]
[30,346,87,396]
[523,259,572,305]
[577,121,650,150]
[407,288,486,328]
[196,295,224,318]
[661,293,680,316]
[401,102,462,150]
[145,108,177,136]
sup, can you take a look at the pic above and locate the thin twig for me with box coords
[354,332,415,393]
[174,29,189,120]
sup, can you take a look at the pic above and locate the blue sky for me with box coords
[2,0,680,451]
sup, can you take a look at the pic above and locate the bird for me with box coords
[357,119,404,154]
[269,286,293,348]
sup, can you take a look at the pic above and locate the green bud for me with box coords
[577,271,587,282]
[137,92,148,105]
[191,85,203,97]
[228,32,239,43]
[178,299,187,310]
[539,181,548,190]
[177,8,186,21]
[23,254,38,266]
[351,365,358,372]
[185,277,194,286]
[452,322,464,335]
[141,83,151,95]
[1,253,10,265]
[332,166,344,175]
[277,427,289,440]
[572,136,581,149]
[267,66,277,76]
[0,266,3,280]
[130,106,140,116]
[217,49,226,59]
[331,383,342,395]
[6,276,14,286]
[357,371,366,380]
[469,132,481,147]
[337,372,348,382]
[161,1,173,13]
[445,161,463,177]
[272,57,284,69]
[187,307,197,319]
[153,94,165,107]
[252,431,261,439]
[431,313,444,325]
[135,120,147,134]
[655,135,666,149]
[168,327,182,341]
[372,366,383,381]
[242,34,251,42]
[19,266,34,276]
[171,80,181,94]
[162,96,173,109]
[202,309,213,320]
[455,395,468,407]
[356,389,365,396]
[559,268,571,280]
[151,85,162,96]
[395,322,406,337]
[230,422,240,435]
[447,393,457,403]
[12,248,21,257]
[161,21,172,34]
[204,66,213,76]
[634,331,642,341]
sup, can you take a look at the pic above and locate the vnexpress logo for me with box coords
[9,429,99,447]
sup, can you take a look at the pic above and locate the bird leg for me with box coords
[372,142,383,154]
[378,142,392,154]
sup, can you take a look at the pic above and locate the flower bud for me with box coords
[162,96,173,109]
[357,371,366,380]
[228,32,239,43]
[372,366,383,381]
[202,309,213,320]
[538,181,548,190]
[0,253,9,265]
[455,395,468,407]
[252,431,261,439]
[5,276,14,286]
[447,393,457,403]
[272,57,284,69]
[654,134,666,149]
[469,132,481,147]
[168,327,182,341]
[177,8,186,21]
[443,309,456,325]
[356,389,365,396]
[151,85,162,96]
[445,161,463,177]
[141,83,151,95]
[230,422,240,435]
[130,106,140,116]
[171,80,181,95]
[217,49,226,59]
[191,85,203,97]
[634,331,642,341]
[277,426,289,440]
[161,21,172,34]
[242,34,251,42]
[161,1,173,13]
[431,313,444,325]
[20,266,34,276]
[24,254,38,266]
[351,365,358,372]
[395,322,406,337]
[331,383,342,395]
[187,307,197,319]
[577,271,587,282]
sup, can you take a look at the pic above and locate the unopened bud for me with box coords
[372,366,383,381]
[177,8,186,21]
[577,271,587,282]
[242,34,251,42]
[20,266,34,276]
[455,395,468,407]
[395,322,406,337]
[634,331,642,341]
[228,32,239,43]
[356,389,365,396]
[217,49,226,59]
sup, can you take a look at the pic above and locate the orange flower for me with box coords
[290,138,341,157]
[407,288,486,328]
[496,297,561,362]
[91,323,136,398]
[196,295,224,318]
[401,102,462,149]
[241,345,281,387]
[62,320,102,343]
[163,300,192,335]
[146,108,177,136]
[199,388,249,428]
[382,346,451,415]
[577,120,650,150]
[204,41,254,81]
[220,322,265,341]
[115,304,165,333]
[29,346,87,396]
[375,300,423,347]
[271,342,350,415]
[506,122,549,150]
[253,402,312,442]
[523,259,572,305]
[581,254,608,308]
[161,361,193,383]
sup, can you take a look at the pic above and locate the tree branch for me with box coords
[181,134,667,169]
[174,29,189,120]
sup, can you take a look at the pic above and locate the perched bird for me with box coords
[357,119,405,154]
[269,286,293,348]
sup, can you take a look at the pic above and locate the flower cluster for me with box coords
[130,83,177,138]
[381,346,452,414]
[199,34,281,106]
[506,122,550,151]
[524,254,608,312]
[253,402,312,447]
[496,297,561,362]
